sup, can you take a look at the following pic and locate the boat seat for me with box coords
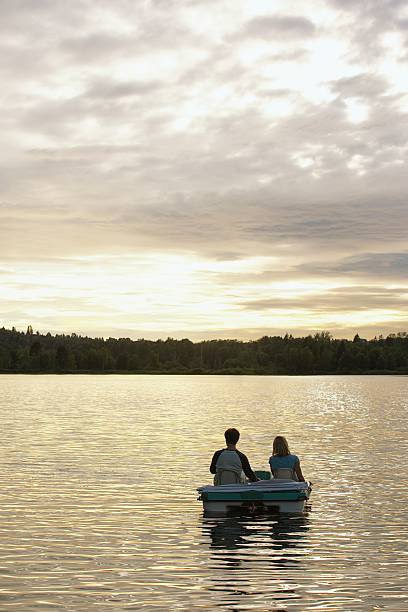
[272,467,298,481]
[214,469,244,485]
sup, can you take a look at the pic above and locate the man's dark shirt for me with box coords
[210,448,258,482]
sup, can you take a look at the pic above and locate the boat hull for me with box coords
[198,480,311,516]
[202,498,306,515]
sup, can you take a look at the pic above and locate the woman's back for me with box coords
[269,453,299,480]
[269,453,299,471]
[269,435,305,482]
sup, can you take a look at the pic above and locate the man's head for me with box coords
[224,428,240,445]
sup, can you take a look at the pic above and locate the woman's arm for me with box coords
[294,459,305,482]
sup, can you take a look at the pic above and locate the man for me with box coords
[210,428,259,484]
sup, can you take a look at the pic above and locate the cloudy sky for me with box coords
[1,0,408,340]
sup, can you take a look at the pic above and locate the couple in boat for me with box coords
[210,428,305,485]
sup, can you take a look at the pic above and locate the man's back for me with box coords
[210,446,258,483]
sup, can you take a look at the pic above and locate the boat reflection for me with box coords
[201,513,311,607]
[202,512,311,568]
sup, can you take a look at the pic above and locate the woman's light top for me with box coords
[269,453,299,470]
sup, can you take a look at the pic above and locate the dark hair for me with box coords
[225,428,240,445]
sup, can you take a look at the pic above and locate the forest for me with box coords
[1,326,408,375]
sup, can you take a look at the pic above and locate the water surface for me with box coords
[0,374,407,610]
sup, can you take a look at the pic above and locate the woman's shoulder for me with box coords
[287,453,300,463]
[269,453,299,464]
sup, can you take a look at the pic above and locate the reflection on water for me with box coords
[203,515,310,609]
[0,374,408,610]
[205,514,310,559]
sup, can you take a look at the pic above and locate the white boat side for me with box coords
[197,479,312,515]
[198,480,310,493]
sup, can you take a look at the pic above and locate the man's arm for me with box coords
[237,450,258,482]
[210,450,223,474]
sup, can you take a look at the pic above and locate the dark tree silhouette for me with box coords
[0,325,407,374]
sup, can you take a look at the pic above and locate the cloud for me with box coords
[1,0,408,339]
[240,285,408,312]
[329,74,389,99]
[1,171,408,263]
[237,16,317,40]
[298,253,408,279]
[84,78,163,100]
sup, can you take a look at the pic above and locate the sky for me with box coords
[1,0,408,341]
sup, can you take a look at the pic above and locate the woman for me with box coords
[269,435,305,482]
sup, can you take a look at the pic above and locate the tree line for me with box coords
[1,326,408,374]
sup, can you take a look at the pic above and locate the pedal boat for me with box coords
[197,477,311,515]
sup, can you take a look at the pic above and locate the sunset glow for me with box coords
[1,0,408,340]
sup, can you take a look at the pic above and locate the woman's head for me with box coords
[273,435,290,456]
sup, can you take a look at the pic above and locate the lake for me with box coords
[0,374,407,610]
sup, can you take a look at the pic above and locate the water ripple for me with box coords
[0,374,408,610]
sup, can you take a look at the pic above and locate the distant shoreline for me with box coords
[2,326,408,376]
[1,370,406,376]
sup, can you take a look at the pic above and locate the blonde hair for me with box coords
[273,435,290,456]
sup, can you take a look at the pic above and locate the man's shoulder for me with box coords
[235,449,249,460]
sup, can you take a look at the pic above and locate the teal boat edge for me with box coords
[199,490,308,502]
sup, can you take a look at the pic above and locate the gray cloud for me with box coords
[326,0,408,64]
[329,73,391,99]
[1,172,408,261]
[298,253,408,279]
[237,16,317,40]
[84,78,163,100]
[240,286,408,313]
